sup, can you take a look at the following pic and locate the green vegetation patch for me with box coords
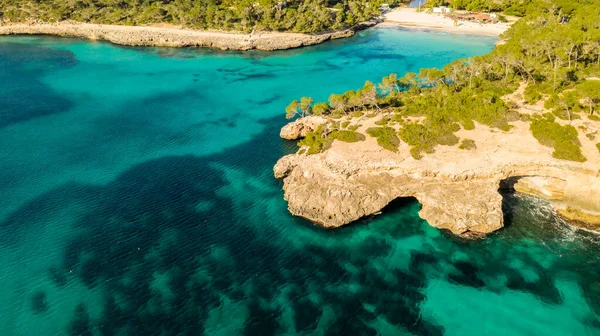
[459,139,477,150]
[366,127,400,152]
[329,130,366,143]
[530,114,586,162]
[298,126,365,154]
[398,121,460,159]
[281,0,600,163]
[523,84,543,104]
[589,115,600,122]
[348,124,361,132]
[0,0,384,33]
[374,118,390,126]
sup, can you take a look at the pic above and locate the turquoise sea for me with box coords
[1,27,599,335]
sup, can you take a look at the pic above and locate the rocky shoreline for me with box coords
[0,21,376,51]
[274,116,600,235]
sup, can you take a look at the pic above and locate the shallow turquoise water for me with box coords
[1,28,599,335]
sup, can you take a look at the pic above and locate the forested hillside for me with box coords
[0,0,384,33]
[287,0,600,161]
[427,0,533,16]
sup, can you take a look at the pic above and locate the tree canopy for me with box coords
[0,0,385,33]
[287,0,600,161]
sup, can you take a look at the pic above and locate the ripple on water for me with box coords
[0,31,599,335]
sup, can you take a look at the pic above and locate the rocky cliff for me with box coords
[0,21,376,51]
[275,118,600,235]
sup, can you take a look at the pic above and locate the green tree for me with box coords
[578,81,600,116]
[359,80,380,112]
[378,73,399,96]
[285,99,300,119]
[312,102,330,115]
[328,93,347,114]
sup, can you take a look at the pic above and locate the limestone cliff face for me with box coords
[0,21,375,51]
[274,119,600,234]
[280,116,328,140]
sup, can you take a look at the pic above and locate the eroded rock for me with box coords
[274,117,600,234]
[280,116,328,140]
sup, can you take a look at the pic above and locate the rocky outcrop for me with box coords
[0,21,377,51]
[280,116,328,140]
[274,118,600,234]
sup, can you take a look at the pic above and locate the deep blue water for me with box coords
[1,28,599,336]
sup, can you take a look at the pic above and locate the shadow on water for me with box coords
[2,31,600,335]
[0,42,76,128]
[2,109,600,334]
[0,114,449,335]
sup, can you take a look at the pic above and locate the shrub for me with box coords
[530,114,586,162]
[520,114,531,122]
[348,124,361,131]
[596,143,600,154]
[375,117,390,126]
[409,147,423,160]
[351,111,364,118]
[298,126,330,155]
[298,126,365,154]
[553,139,587,162]
[524,84,542,104]
[398,120,461,158]
[459,139,477,150]
[589,115,600,121]
[329,130,366,143]
[366,127,400,152]
[436,133,460,146]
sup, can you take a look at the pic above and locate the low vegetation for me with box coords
[530,114,586,162]
[366,127,400,152]
[299,126,365,154]
[427,0,533,16]
[459,139,477,150]
[286,0,599,161]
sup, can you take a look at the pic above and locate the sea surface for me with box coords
[1,28,599,336]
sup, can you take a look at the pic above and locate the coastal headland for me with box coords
[274,89,600,235]
[272,2,600,237]
[274,117,600,235]
[0,8,511,51]
[0,21,375,51]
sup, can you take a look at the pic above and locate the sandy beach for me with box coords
[382,8,512,36]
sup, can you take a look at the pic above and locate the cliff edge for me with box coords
[274,116,600,235]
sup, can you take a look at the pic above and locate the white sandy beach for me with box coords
[382,8,512,36]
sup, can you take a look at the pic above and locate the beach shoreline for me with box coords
[382,8,512,36]
[0,8,512,51]
[0,21,376,51]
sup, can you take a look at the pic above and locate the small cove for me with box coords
[1,27,599,335]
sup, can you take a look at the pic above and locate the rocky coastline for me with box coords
[0,21,376,51]
[274,116,600,235]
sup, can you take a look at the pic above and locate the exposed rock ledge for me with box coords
[280,116,328,140]
[0,21,376,51]
[274,118,600,235]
